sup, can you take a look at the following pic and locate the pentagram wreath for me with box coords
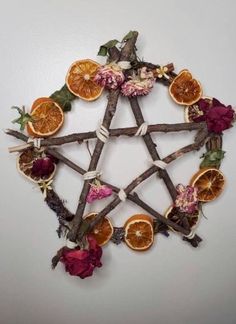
[6,31,235,279]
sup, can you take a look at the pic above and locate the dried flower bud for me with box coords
[31,157,55,177]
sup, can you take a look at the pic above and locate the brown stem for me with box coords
[46,148,189,234]
[5,127,206,240]
[5,122,207,236]
[79,127,208,239]
[6,122,206,151]
[68,31,139,242]
[129,97,177,201]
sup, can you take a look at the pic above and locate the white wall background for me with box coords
[1,1,236,323]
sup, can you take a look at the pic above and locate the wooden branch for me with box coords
[78,127,208,240]
[6,121,206,151]
[68,31,139,242]
[5,122,208,239]
[4,120,204,236]
[46,148,194,236]
[129,97,177,201]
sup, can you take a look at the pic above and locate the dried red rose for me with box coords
[206,105,235,134]
[193,98,235,133]
[60,236,102,279]
[31,157,55,177]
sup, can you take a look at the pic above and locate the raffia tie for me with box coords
[184,230,196,240]
[135,122,148,136]
[118,189,127,201]
[66,240,77,249]
[83,170,101,181]
[152,160,168,170]
[183,213,201,240]
[27,138,42,149]
[96,124,109,143]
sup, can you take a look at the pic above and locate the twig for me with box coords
[78,127,208,239]
[6,121,206,152]
[129,97,177,201]
[67,31,139,242]
[46,148,188,233]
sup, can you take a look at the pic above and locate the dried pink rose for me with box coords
[86,180,112,203]
[94,62,125,90]
[175,184,198,213]
[60,235,102,279]
[121,67,155,97]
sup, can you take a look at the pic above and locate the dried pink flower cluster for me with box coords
[175,184,198,213]
[94,62,125,90]
[86,180,113,203]
[121,67,155,97]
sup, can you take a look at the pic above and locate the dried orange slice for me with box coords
[185,97,212,122]
[84,212,113,246]
[27,99,64,137]
[165,206,199,233]
[66,59,103,101]
[124,214,154,251]
[190,168,225,202]
[27,97,55,137]
[17,148,56,183]
[169,69,202,106]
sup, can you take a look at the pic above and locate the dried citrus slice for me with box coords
[66,59,103,101]
[17,148,56,183]
[124,214,154,251]
[27,97,55,137]
[165,206,199,233]
[190,168,225,202]
[169,69,202,106]
[185,97,212,122]
[27,99,64,137]
[84,212,113,246]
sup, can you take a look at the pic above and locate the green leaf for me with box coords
[11,106,33,130]
[200,149,225,169]
[122,31,135,42]
[50,84,76,112]
[97,39,119,56]
[98,46,108,56]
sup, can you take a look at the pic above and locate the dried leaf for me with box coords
[97,39,119,56]
[122,31,135,42]
[50,84,76,112]
[200,149,225,168]
[11,106,33,130]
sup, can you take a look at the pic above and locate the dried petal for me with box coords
[94,62,125,90]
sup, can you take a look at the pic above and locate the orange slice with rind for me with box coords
[169,69,202,106]
[27,99,64,137]
[66,59,103,101]
[84,212,113,246]
[190,167,225,202]
[124,214,154,251]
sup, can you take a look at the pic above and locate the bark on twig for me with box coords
[67,31,139,242]
[129,97,177,201]
[6,121,206,152]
